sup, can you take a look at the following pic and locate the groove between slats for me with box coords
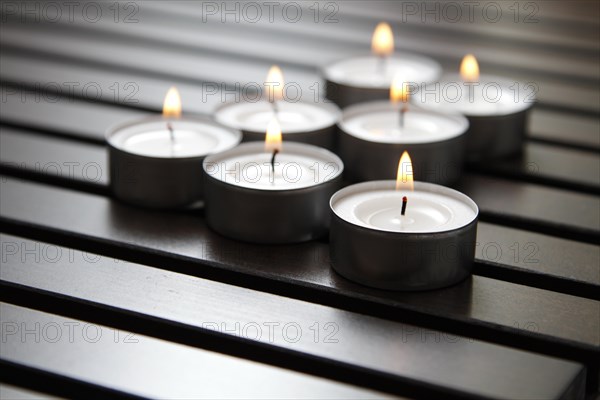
[0,302,390,399]
[1,177,598,354]
[0,22,598,115]
[3,233,589,399]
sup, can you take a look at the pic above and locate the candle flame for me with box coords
[265,65,285,103]
[265,117,282,153]
[162,86,182,118]
[396,151,414,191]
[371,22,394,57]
[460,54,480,83]
[390,74,409,104]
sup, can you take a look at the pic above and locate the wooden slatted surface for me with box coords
[1,1,599,399]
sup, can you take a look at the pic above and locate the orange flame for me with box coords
[460,54,480,83]
[390,74,409,104]
[265,65,284,102]
[396,151,414,191]
[162,86,182,118]
[371,22,394,57]
[265,117,282,153]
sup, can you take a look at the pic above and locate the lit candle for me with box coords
[337,76,469,185]
[329,152,478,291]
[323,22,441,108]
[106,87,242,209]
[412,54,536,162]
[203,118,344,243]
[215,65,340,149]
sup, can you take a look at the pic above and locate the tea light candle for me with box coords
[338,77,469,185]
[323,22,441,108]
[412,54,536,162]
[203,118,344,244]
[107,87,241,209]
[215,66,340,149]
[329,152,478,291]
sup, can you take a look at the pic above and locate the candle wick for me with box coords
[167,122,175,143]
[270,99,279,118]
[399,105,408,129]
[270,149,279,175]
[377,55,387,75]
[401,196,408,216]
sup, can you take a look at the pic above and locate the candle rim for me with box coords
[413,73,535,117]
[214,100,341,134]
[106,115,242,160]
[330,180,478,234]
[339,101,469,144]
[203,141,344,192]
[323,54,441,89]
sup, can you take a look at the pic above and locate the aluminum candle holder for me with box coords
[214,101,340,150]
[107,116,242,209]
[203,142,344,244]
[464,111,530,162]
[337,101,469,185]
[329,181,479,291]
[413,71,535,163]
[323,54,441,108]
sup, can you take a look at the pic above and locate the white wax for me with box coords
[413,74,535,117]
[107,117,241,158]
[331,181,477,233]
[339,101,468,144]
[204,142,343,191]
[214,101,339,134]
[323,55,441,88]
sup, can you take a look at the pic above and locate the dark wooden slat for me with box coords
[0,86,149,144]
[0,126,107,186]
[4,121,598,244]
[0,26,316,101]
[529,108,600,151]
[0,176,598,385]
[461,174,600,244]
[37,1,599,84]
[1,17,598,115]
[1,361,144,400]
[2,82,598,199]
[0,384,61,400]
[475,222,599,299]
[0,53,220,114]
[2,234,587,400]
[0,303,387,399]
[333,1,600,44]
[473,142,600,195]
[1,126,598,298]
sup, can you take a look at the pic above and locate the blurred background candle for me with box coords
[337,76,468,185]
[413,54,536,162]
[329,152,478,291]
[107,87,241,209]
[323,22,441,108]
[203,118,343,243]
[215,65,340,149]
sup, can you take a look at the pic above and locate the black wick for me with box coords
[377,55,386,75]
[270,149,279,174]
[270,99,279,117]
[401,196,408,216]
[399,105,408,129]
[167,122,175,143]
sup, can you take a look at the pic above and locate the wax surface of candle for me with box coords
[215,101,338,133]
[205,142,343,190]
[324,55,441,88]
[414,74,535,116]
[109,119,240,158]
[332,181,477,233]
[340,103,468,144]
